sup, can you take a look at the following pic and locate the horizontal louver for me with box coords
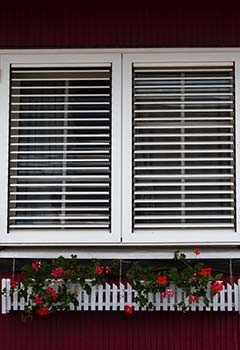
[132,64,235,230]
[9,66,111,230]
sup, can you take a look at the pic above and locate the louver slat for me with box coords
[9,66,112,230]
[132,64,235,230]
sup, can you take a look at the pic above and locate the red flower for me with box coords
[162,289,174,298]
[157,275,167,286]
[124,305,133,314]
[37,307,50,316]
[199,268,212,276]
[211,281,224,294]
[32,260,41,272]
[194,248,200,256]
[35,296,43,305]
[46,288,57,301]
[167,289,174,297]
[105,266,110,274]
[189,295,199,303]
[161,291,167,298]
[95,266,104,275]
[51,267,63,279]
[11,280,18,289]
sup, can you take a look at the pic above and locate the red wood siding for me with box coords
[0,0,240,48]
[0,311,239,350]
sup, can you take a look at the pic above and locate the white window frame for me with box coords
[0,53,122,244]
[0,49,240,246]
[122,51,240,245]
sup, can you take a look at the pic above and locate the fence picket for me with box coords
[1,279,7,314]
[91,285,96,311]
[83,289,89,311]
[220,288,226,311]
[112,284,117,310]
[105,283,111,310]
[227,284,232,311]
[119,283,125,311]
[234,283,239,311]
[98,284,103,311]
[6,279,11,312]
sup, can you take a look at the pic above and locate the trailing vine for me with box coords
[2,249,224,317]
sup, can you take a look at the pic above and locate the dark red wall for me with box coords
[0,311,238,350]
[0,0,240,48]
[0,2,240,349]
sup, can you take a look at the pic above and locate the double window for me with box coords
[0,50,239,245]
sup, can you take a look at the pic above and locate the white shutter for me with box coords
[132,64,235,231]
[9,65,112,230]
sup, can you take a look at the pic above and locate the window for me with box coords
[0,50,239,245]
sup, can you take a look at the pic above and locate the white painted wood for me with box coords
[105,283,111,311]
[119,283,125,311]
[220,287,226,311]
[0,53,122,245]
[83,289,89,311]
[97,284,103,311]
[234,283,239,311]
[227,283,233,311]
[1,279,240,313]
[1,279,7,314]
[1,247,240,259]
[91,285,96,311]
[112,284,117,311]
[155,292,160,311]
[162,292,168,311]
[234,61,240,234]
[6,279,11,312]
[76,285,82,311]
[169,285,175,311]
[13,288,18,311]
[213,292,218,311]
[127,283,132,307]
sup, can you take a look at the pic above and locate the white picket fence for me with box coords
[1,279,240,314]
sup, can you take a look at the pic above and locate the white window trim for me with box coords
[122,51,240,245]
[0,49,240,246]
[0,53,122,244]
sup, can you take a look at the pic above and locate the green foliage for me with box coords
[3,250,224,316]
[10,255,110,318]
[127,250,223,311]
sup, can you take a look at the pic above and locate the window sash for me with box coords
[122,52,240,244]
[0,53,122,244]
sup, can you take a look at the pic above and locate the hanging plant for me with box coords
[7,255,110,319]
[2,249,225,317]
[127,249,224,312]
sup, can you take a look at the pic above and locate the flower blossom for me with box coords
[11,280,18,289]
[211,281,224,294]
[51,267,63,279]
[162,289,174,298]
[157,275,167,286]
[35,296,43,305]
[46,288,57,301]
[37,306,50,316]
[95,266,104,275]
[189,295,199,303]
[194,248,200,256]
[199,267,212,276]
[32,260,41,272]
[124,305,133,314]
[105,266,110,274]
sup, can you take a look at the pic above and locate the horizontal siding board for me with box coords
[0,311,238,350]
[0,2,240,48]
